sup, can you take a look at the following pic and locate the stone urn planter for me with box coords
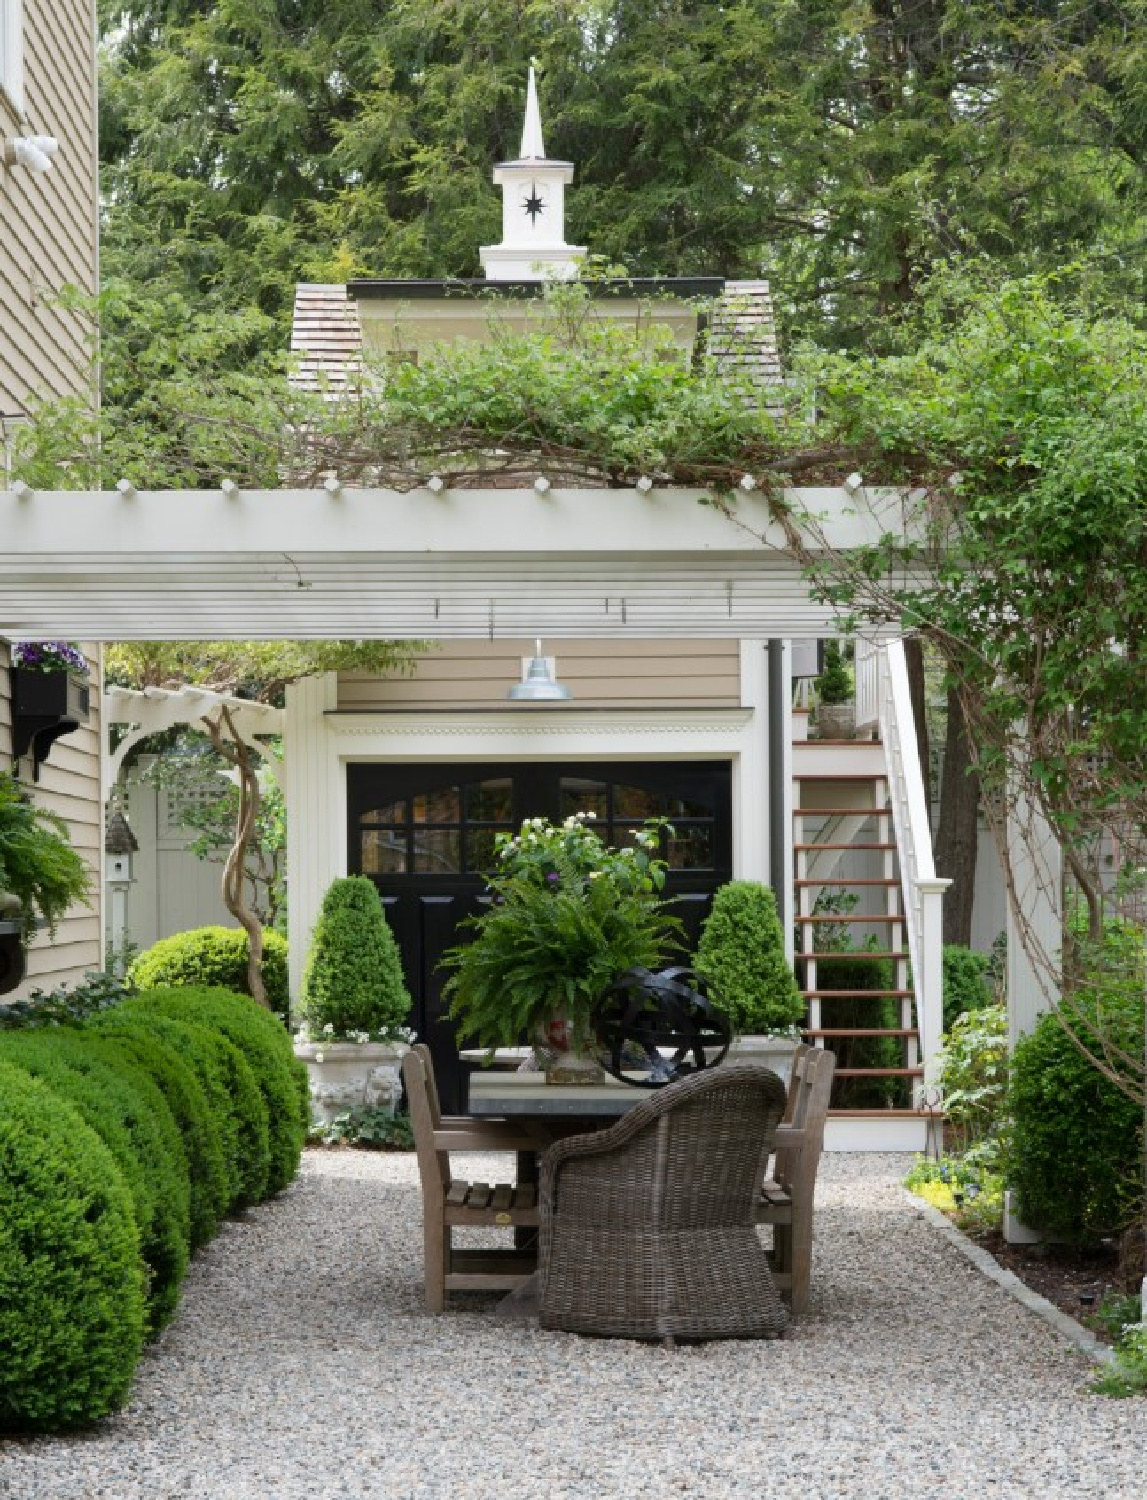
[293,1040,408,1126]
[814,702,856,740]
[727,1033,801,1089]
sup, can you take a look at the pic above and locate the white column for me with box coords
[736,641,770,885]
[284,672,339,1012]
[1004,780,1062,1243]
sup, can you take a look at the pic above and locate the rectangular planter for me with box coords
[11,669,90,773]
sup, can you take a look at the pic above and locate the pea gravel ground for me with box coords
[2,1151,1143,1500]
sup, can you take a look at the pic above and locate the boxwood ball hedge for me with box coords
[0,1060,146,1431]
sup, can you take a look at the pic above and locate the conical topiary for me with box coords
[300,876,411,1037]
[694,881,804,1035]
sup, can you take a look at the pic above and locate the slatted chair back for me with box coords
[781,1042,813,1126]
[775,1045,834,1199]
[403,1046,451,1200]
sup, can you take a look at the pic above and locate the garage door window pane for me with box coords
[360,799,406,825]
[560,778,607,820]
[666,823,714,870]
[413,829,461,873]
[413,789,461,824]
[362,829,407,874]
[613,785,661,820]
[466,779,513,821]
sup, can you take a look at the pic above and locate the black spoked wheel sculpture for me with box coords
[597,966,731,1087]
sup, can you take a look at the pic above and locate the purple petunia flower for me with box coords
[12,640,88,676]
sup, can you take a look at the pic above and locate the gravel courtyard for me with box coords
[2,1151,1142,1500]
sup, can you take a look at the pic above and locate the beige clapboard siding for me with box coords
[337,639,741,711]
[0,0,98,417]
[1,645,103,995]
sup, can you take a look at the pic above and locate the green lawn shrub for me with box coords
[128,925,289,1014]
[1009,923,1144,1244]
[300,875,411,1037]
[942,944,994,1031]
[89,1014,230,1244]
[0,1060,145,1431]
[0,1030,190,1334]
[694,880,804,1035]
[133,986,307,1194]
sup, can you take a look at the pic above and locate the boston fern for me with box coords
[0,772,91,941]
[441,815,682,1053]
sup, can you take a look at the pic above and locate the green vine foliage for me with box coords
[0,772,91,941]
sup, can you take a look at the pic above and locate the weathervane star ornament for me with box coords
[522,183,546,222]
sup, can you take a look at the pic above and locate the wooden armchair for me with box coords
[539,1065,790,1342]
[755,1045,836,1315]
[403,1045,547,1312]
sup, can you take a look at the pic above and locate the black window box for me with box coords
[11,668,91,777]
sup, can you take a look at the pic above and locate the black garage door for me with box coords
[347,760,732,1111]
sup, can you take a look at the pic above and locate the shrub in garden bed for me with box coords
[0,1060,146,1431]
[1009,918,1144,1245]
[128,925,290,1014]
[0,1029,190,1333]
[131,986,308,1193]
[941,944,994,1031]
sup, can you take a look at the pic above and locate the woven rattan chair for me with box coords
[756,1046,836,1314]
[538,1064,790,1342]
[404,1045,549,1312]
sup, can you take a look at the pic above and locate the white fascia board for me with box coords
[0,485,918,558]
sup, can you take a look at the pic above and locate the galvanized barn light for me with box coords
[507,639,572,702]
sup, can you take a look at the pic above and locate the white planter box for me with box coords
[293,1040,408,1125]
[727,1034,800,1088]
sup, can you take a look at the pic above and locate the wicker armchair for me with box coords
[538,1064,789,1342]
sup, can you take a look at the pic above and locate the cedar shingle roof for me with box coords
[289,279,782,398]
[706,279,784,400]
[289,284,363,396]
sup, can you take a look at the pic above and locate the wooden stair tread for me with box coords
[806,1028,919,1039]
[795,877,901,886]
[833,1067,924,1078]
[802,988,914,998]
[796,913,905,923]
[793,806,891,816]
[829,1108,944,1119]
[793,772,889,781]
[794,841,896,851]
[796,951,908,961]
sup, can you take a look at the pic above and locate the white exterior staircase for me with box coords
[793,640,948,1152]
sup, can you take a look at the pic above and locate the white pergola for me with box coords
[0,484,917,640]
[104,686,284,785]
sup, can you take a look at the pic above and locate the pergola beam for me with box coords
[0,484,921,641]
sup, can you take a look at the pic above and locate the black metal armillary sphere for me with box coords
[596,965,731,1087]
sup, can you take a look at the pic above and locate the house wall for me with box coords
[286,644,773,1005]
[1,642,104,995]
[337,639,741,712]
[0,0,99,422]
[1,0,103,998]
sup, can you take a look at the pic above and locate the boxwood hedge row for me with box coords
[0,984,305,1433]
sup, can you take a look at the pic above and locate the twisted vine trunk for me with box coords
[200,707,267,1008]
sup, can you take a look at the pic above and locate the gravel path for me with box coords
[2,1151,1143,1500]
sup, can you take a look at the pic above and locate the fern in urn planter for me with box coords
[0,771,90,942]
[440,814,682,1074]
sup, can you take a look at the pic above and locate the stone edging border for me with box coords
[902,1187,1116,1367]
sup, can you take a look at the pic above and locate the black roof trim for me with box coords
[347,277,725,302]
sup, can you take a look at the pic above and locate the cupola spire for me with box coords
[480,69,586,282]
[520,65,546,160]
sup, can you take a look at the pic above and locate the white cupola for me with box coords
[480,67,586,282]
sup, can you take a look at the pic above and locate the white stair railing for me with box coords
[878,639,950,1097]
[853,634,882,733]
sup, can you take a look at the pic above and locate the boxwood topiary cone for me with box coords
[694,881,804,1036]
[301,876,412,1037]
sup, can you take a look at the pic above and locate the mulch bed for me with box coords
[977,1232,1128,1343]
